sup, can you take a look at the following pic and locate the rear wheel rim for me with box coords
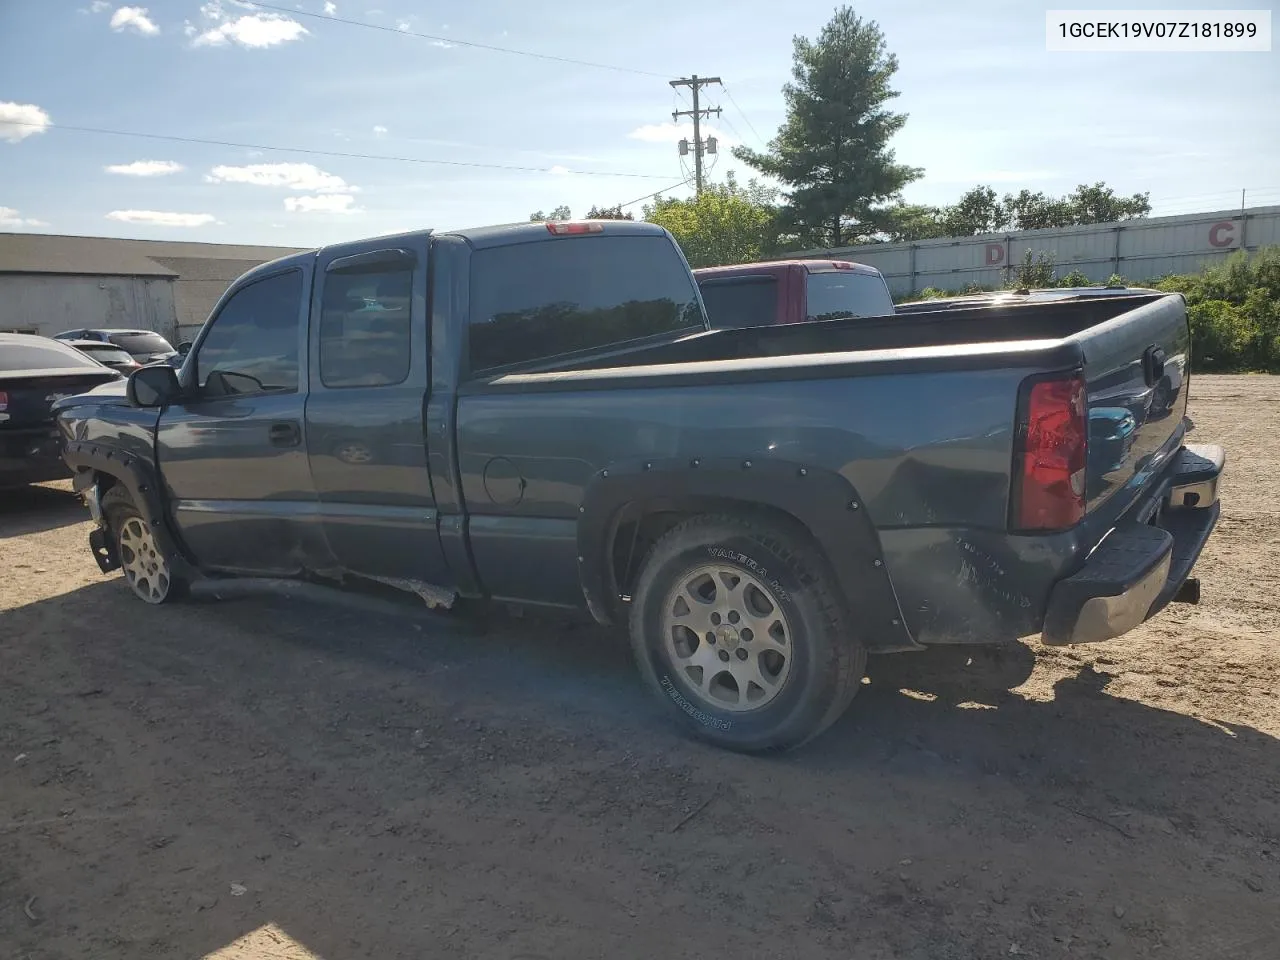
[660,563,794,713]
[118,517,171,604]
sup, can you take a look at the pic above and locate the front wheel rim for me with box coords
[660,563,794,713]
[118,517,172,604]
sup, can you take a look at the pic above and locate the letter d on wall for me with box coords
[985,243,1005,266]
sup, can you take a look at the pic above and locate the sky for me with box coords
[0,0,1277,247]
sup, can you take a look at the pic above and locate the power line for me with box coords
[250,2,668,78]
[615,178,693,209]
[3,119,673,179]
[670,75,722,195]
[719,84,767,147]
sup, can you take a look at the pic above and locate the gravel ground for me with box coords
[2,374,1277,960]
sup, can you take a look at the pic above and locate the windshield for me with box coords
[76,344,136,365]
[805,271,894,321]
[0,341,106,372]
[111,331,175,357]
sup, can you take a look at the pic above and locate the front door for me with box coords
[303,237,451,587]
[157,265,323,575]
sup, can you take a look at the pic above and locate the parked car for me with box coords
[63,339,143,375]
[694,259,895,329]
[0,334,123,488]
[53,220,1223,753]
[52,328,177,364]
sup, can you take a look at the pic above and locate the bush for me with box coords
[1144,246,1280,372]
[1059,268,1090,287]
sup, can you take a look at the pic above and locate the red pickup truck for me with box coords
[694,259,895,329]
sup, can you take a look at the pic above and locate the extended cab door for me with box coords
[157,263,323,574]
[303,236,451,587]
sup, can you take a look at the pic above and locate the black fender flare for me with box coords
[576,457,920,652]
[63,439,194,579]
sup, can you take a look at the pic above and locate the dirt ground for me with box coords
[2,374,1277,960]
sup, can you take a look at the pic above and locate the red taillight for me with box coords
[0,390,7,412]
[546,221,604,235]
[1013,373,1087,531]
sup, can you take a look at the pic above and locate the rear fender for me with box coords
[576,457,920,652]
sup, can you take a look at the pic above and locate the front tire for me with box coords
[628,513,866,753]
[101,485,186,605]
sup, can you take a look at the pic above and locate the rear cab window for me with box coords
[467,235,706,373]
[698,276,779,329]
[77,344,136,365]
[805,270,894,322]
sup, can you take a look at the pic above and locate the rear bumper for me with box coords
[1042,443,1223,645]
[0,428,70,486]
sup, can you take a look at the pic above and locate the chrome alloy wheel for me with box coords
[661,564,794,712]
[118,516,172,604]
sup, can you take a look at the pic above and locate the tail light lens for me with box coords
[1012,372,1087,531]
[0,390,7,412]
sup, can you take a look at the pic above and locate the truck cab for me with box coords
[694,259,895,329]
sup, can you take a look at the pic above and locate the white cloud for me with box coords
[627,121,739,147]
[193,13,307,47]
[429,39,453,48]
[110,6,160,35]
[372,124,388,136]
[91,0,110,11]
[548,165,570,176]
[0,206,48,228]
[323,0,336,12]
[284,194,359,214]
[206,162,355,192]
[183,21,197,36]
[0,102,52,143]
[106,210,217,227]
[396,19,410,31]
[105,159,184,176]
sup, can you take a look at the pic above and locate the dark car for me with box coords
[63,339,143,375]
[0,334,123,487]
[55,221,1222,753]
[52,328,177,364]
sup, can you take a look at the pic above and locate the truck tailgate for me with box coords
[1074,294,1190,514]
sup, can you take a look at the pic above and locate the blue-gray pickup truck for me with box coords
[54,220,1224,752]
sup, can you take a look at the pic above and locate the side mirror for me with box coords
[177,341,192,356]
[127,364,182,408]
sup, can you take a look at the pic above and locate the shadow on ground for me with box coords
[2,582,1277,960]
[0,482,85,538]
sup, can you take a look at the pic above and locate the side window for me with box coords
[697,277,779,329]
[195,270,302,398]
[318,263,413,388]
[467,235,705,373]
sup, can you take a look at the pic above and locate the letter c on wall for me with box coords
[985,243,1005,266]
[1208,221,1237,248]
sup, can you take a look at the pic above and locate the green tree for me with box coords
[643,174,780,268]
[585,204,634,220]
[1011,249,1057,289]
[529,205,571,222]
[882,202,947,241]
[1064,182,1151,224]
[733,6,921,248]
[941,185,1007,235]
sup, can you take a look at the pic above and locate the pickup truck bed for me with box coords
[55,220,1222,753]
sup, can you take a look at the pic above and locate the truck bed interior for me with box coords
[552,293,1168,373]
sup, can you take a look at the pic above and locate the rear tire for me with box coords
[628,513,866,753]
[101,485,186,605]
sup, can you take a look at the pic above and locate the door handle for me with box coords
[268,421,301,447]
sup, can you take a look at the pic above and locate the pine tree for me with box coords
[735,6,921,248]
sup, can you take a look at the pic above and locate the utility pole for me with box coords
[669,75,722,196]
